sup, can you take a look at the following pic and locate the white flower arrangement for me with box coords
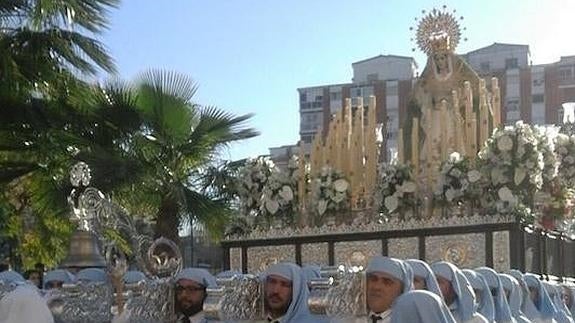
[374,163,419,218]
[237,156,275,217]
[555,133,575,189]
[309,166,350,221]
[435,152,481,206]
[237,155,302,227]
[478,121,547,215]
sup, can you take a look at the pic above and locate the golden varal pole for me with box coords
[297,140,307,227]
[342,99,353,178]
[479,79,489,149]
[364,96,378,199]
[491,77,501,129]
[311,132,322,176]
[356,98,365,203]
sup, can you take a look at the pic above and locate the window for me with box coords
[480,62,490,72]
[532,94,544,103]
[352,88,362,97]
[559,67,573,81]
[505,58,518,69]
[300,93,307,102]
[330,91,341,101]
[301,135,313,143]
[367,73,379,82]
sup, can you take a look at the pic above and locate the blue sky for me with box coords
[102,0,575,161]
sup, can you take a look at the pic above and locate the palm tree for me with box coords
[0,69,258,266]
[0,0,117,97]
[96,70,259,243]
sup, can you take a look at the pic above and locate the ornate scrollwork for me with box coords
[48,282,113,323]
[146,237,182,278]
[308,267,367,318]
[204,274,264,321]
[123,278,177,323]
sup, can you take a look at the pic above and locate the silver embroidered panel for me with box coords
[388,237,419,259]
[247,245,295,273]
[49,282,113,323]
[230,248,242,271]
[309,271,367,317]
[334,240,380,267]
[493,231,510,272]
[425,233,485,268]
[302,243,329,266]
[125,278,176,323]
[204,274,263,321]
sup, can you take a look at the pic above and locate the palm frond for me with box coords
[180,187,231,241]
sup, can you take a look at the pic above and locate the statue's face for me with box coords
[433,53,449,71]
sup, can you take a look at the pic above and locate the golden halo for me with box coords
[414,7,464,55]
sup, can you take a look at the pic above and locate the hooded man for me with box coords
[0,285,54,323]
[406,259,443,297]
[360,256,413,323]
[508,270,541,322]
[391,290,457,323]
[542,281,573,323]
[498,273,531,323]
[174,267,217,323]
[263,262,322,323]
[431,262,487,323]
[462,269,495,323]
[43,269,74,290]
[474,267,515,323]
[523,273,557,323]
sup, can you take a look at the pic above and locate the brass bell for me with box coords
[59,230,106,270]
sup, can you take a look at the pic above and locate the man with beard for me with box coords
[174,268,216,323]
[263,262,322,323]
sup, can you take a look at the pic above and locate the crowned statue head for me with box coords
[414,7,464,80]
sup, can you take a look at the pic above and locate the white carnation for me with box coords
[497,135,514,151]
[334,179,349,192]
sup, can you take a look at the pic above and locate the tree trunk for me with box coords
[154,197,180,245]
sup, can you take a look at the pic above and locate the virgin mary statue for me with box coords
[403,8,498,195]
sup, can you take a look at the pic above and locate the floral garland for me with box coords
[309,166,350,223]
[477,121,545,215]
[434,152,482,206]
[555,133,575,189]
[374,163,418,218]
[236,156,275,217]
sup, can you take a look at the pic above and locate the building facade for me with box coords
[270,43,575,164]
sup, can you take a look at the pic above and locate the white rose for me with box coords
[498,186,515,202]
[384,195,399,212]
[449,152,462,163]
[334,179,349,192]
[467,170,481,183]
[317,199,328,215]
[265,199,280,215]
[514,168,526,186]
[565,156,575,164]
[556,134,570,146]
[279,186,294,202]
[497,135,514,151]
